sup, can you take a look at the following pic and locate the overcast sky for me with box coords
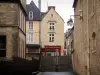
[27,0,74,32]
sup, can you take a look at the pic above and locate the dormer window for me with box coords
[29,11,33,20]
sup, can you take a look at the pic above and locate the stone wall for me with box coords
[73,0,89,75]
[0,3,18,25]
[0,27,18,60]
[88,0,100,75]
[0,3,26,60]
[73,0,100,75]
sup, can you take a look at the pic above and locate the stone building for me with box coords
[25,1,41,60]
[41,6,64,56]
[64,27,74,55]
[73,0,100,75]
[0,0,26,60]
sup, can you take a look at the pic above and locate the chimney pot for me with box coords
[48,6,55,11]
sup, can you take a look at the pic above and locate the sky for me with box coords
[27,0,74,32]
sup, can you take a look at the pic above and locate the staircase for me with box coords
[40,56,73,72]
[58,56,73,71]
[40,56,55,71]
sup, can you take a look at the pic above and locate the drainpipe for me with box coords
[38,0,42,71]
[87,0,90,75]
[38,0,41,52]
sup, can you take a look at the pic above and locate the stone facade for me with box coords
[64,27,74,55]
[41,7,64,56]
[73,0,100,75]
[0,1,26,60]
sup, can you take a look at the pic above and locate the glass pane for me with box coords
[52,34,54,36]
[29,11,33,19]
[29,21,33,29]
[0,36,6,57]
[47,53,51,56]
[0,50,6,57]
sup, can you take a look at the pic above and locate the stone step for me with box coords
[40,56,73,72]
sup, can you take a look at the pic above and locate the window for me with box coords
[28,33,33,42]
[50,23,54,30]
[92,32,96,52]
[29,21,33,30]
[0,36,6,57]
[49,33,54,42]
[51,14,53,17]
[23,16,25,32]
[29,11,33,20]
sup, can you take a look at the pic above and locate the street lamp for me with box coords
[67,13,83,27]
[67,9,83,26]
[67,18,73,27]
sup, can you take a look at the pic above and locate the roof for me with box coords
[73,0,78,8]
[26,1,41,21]
[41,6,64,22]
[26,44,40,48]
[41,12,47,19]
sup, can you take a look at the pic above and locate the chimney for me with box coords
[48,6,55,11]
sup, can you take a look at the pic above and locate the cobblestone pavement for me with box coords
[37,72,76,75]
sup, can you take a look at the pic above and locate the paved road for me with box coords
[37,72,76,75]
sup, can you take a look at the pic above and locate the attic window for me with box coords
[29,11,33,20]
[51,14,53,17]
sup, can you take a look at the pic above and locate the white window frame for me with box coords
[29,11,33,20]
[29,21,33,30]
[50,23,54,30]
[28,33,33,42]
[49,33,54,42]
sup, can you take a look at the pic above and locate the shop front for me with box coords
[44,46,61,56]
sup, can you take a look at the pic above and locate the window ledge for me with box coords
[28,29,33,31]
[49,29,55,31]
[0,57,10,61]
[48,31,55,33]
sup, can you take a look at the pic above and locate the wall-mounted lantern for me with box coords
[67,9,83,27]
[67,18,73,26]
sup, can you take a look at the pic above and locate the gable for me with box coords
[41,8,64,23]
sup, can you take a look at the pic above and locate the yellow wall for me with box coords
[26,21,40,44]
[41,8,64,55]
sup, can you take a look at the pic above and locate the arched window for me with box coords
[29,11,33,20]
[92,32,96,52]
